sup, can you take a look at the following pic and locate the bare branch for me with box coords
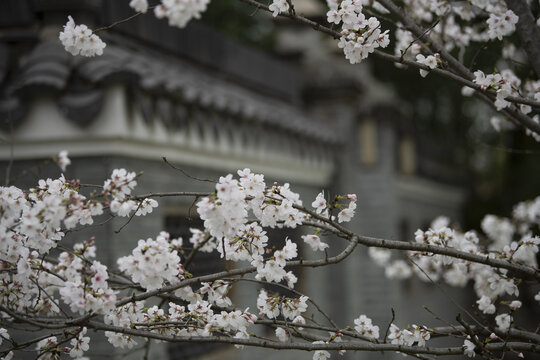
[504,0,540,77]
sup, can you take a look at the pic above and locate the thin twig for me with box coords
[383,308,396,342]
[162,157,216,183]
[4,115,14,186]
[93,7,155,33]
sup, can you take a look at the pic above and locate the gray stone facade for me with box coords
[0,1,468,359]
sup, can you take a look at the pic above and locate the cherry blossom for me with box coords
[129,0,148,13]
[57,150,71,172]
[302,234,329,252]
[103,168,137,200]
[11,0,540,354]
[312,341,331,360]
[476,295,496,314]
[117,232,183,291]
[463,337,476,357]
[135,198,159,216]
[154,0,211,28]
[312,192,327,214]
[59,17,105,57]
[275,327,290,342]
[415,53,439,77]
[69,327,90,358]
[487,10,518,41]
[0,159,539,359]
[495,313,512,331]
[269,0,289,17]
[337,198,356,223]
[353,314,379,339]
[0,328,9,346]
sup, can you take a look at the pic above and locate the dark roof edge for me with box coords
[102,1,301,102]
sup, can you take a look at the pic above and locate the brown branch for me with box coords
[162,157,216,183]
[116,236,359,306]
[183,232,212,268]
[237,0,540,134]
[84,320,540,355]
[432,326,540,344]
[224,277,339,330]
[292,202,540,281]
[504,0,540,78]
[130,191,211,200]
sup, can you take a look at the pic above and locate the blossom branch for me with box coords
[83,321,540,355]
[116,236,360,307]
[237,0,540,135]
[293,202,539,281]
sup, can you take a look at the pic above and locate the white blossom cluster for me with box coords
[385,0,540,142]
[269,0,290,17]
[302,234,329,251]
[61,0,213,57]
[275,327,290,342]
[59,16,106,57]
[104,301,146,349]
[257,289,308,320]
[470,69,540,131]
[473,69,525,111]
[104,299,257,349]
[105,173,157,217]
[1,153,538,359]
[326,0,390,64]
[390,0,525,106]
[388,323,431,347]
[56,150,71,172]
[195,169,337,288]
[337,194,357,222]
[525,115,540,142]
[311,191,357,223]
[35,336,62,360]
[394,28,422,63]
[129,0,149,13]
[415,53,440,77]
[401,0,446,22]
[217,222,268,261]
[513,196,540,225]
[353,314,379,339]
[313,341,331,360]
[59,254,117,315]
[129,0,212,27]
[189,227,216,252]
[154,0,211,28]
[487,10,519,40]
[103,168,134,194]
[368,201,540,344]
[0,154,113,316]
[0,329,12,359]
[394,0,517,53]
[199,280,232,307]
[197,173,249,240]
[463,336,476,357]
[69,327,91,358]
[34,316,90,358]
[392,0,539,137]
[254,238,298,286]
[0,155,168,358]
[53,0,537,151]
[117,231,184,291]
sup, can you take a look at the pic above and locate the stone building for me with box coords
[0,1,466,359]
